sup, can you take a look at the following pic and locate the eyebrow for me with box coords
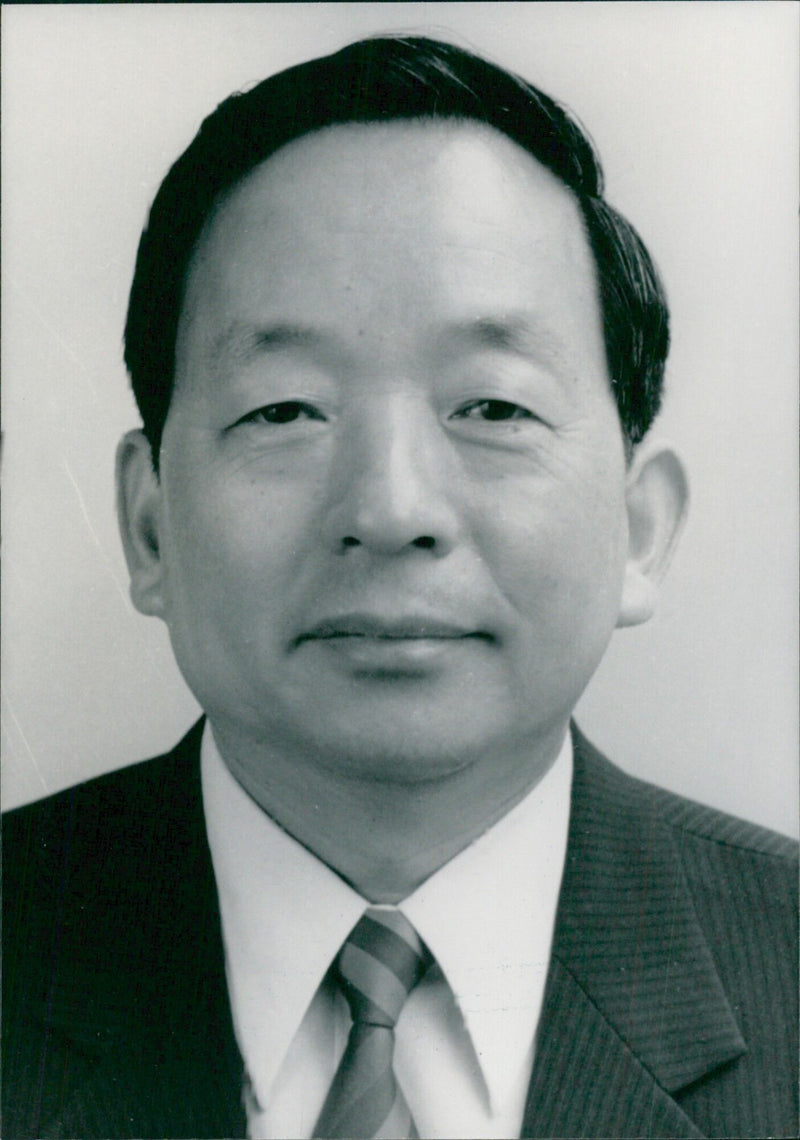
[441,314,574,379]
[210,321,335,365]
[209,313,575,382]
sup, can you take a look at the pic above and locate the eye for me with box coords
[453,399,535,422]
[239,400,326,426]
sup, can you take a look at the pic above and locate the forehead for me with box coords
[177,119,604,378]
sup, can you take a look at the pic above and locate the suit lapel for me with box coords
[523,960,706,1138]
[521,727,746,1139]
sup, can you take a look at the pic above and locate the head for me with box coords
[118,37,687,793]
[124,36,669,464]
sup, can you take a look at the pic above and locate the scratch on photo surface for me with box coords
[62,461,179,686]
[63,460,131,609]
[6,276,99,400]
[2,689,49,793]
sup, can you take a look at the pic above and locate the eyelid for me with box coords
[451,398,537,422]
[234,399,327,427]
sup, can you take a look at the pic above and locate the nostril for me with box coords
[413,536,436,549]
[342,536,360,548]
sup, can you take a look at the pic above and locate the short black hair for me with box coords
[124,35,669,463]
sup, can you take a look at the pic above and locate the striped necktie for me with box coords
[313,907,431,1139]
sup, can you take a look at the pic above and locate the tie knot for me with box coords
[336,908,430,1029]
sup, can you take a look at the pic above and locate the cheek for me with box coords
[164,461,306,574]
[478,471,629,627]
[158,481,269,636]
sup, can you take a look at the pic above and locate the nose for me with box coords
[322,395,461,557]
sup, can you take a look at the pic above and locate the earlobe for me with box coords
[618,442,689,628]
[116,429,167,618]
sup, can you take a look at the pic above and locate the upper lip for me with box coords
[296,613,488,643]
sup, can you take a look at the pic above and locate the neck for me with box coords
[212,722,568,903]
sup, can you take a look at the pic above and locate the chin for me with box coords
[300,707,512,786]
[321,745,476,787]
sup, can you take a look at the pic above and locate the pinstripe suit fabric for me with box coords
[3,721,797,1138]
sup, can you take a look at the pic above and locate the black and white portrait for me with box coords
[3,5,797,1139]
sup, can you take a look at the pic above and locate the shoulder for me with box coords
[1,719,235,1140]
[3,719,205,855]
[572,721,798,861]
[2,721,207,1017]
[2,719,207,952]
[565,727,797,1136]
[571,723,798,938]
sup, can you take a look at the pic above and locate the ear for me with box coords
[618,441,689,628]
[116,429,167,618]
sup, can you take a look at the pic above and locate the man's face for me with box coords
[146,121,632,781]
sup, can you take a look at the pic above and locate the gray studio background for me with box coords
[3,2,798,836]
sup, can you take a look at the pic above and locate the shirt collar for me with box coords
[401,737,572,1111]
[202,725,572,1116]
[202,732,364,1101]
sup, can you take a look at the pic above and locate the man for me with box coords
[3,35,797,1140]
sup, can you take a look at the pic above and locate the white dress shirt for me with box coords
[202,726,572,1139]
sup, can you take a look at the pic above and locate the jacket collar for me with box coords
[521,725,746,1138]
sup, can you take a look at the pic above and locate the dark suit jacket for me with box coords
[3,722,797,1139]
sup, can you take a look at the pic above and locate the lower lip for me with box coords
[306,635,478,671]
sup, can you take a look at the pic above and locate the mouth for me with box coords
[293,614,495,672]
[295,613,494,645]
